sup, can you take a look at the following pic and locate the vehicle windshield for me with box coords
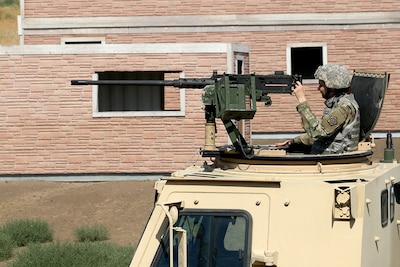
[152,211,250,267]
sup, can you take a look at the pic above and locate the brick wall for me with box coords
[24,0,397,17]
[24,28,400,134]
[8,0,400,175]
[0,52,230,174]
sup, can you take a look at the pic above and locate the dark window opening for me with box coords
[291,47,323,79]
[237,60,243,74]
[97,71,181,112]
[152,211,250,267]
[65,41,102,45]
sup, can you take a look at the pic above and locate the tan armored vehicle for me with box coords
[76,70,398,266]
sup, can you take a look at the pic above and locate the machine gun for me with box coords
[71,71,301,159]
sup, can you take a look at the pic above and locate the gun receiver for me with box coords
[71,71,301,159]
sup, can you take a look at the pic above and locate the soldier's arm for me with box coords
[296,101,355,139]
[320,102,356,135]
[293,133,314,146]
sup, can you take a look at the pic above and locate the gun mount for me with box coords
[72,71,301,159]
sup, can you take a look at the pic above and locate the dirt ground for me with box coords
[0,138,398,265]
[0,180,155,248]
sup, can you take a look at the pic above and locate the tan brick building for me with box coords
[0,0,399,176]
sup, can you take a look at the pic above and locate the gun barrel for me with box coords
[71,80,169,86]
[71,73,301,92]
[71,78,215,88]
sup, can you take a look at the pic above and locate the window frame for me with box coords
[286,42,328,84]
[92,72,186,117]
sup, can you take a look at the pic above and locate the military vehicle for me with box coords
[73,70,399,267]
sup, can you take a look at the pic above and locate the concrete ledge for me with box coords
[0,43,249,55]
[23,12,400,30]
[0,173,166,182]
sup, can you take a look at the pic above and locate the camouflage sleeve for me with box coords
[295,101,355,140]
[293,133,314,146]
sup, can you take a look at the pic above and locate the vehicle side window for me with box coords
[381,189,389,228]
[152,212,249,267]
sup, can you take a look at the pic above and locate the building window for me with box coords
[62,37,105,45]
[287,43,327,80]
[92,71,185,117]
[236,56,244,74]
[98,71,165,112]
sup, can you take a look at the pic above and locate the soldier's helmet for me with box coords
[314,64,351,89]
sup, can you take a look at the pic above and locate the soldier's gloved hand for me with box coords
[291,81,307,103]
[275,139,293,147]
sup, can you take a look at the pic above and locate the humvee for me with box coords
[74,70,399,266]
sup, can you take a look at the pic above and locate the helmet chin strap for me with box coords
[325,88,346,100]
[324,88,335,99]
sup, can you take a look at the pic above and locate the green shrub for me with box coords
[8,241,135,267]
[74,224,110,242]
[0,232,13,261]
[1,219,53,247]
[0,0,19,7]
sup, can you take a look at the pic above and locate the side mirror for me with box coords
[394,182,400,204]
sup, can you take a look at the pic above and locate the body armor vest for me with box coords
[311,94,360,154]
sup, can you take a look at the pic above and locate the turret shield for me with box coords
[350,71,390,141]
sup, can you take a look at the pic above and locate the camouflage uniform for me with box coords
[293,64,360,154]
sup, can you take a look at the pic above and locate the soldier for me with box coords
[278,64,360,154]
